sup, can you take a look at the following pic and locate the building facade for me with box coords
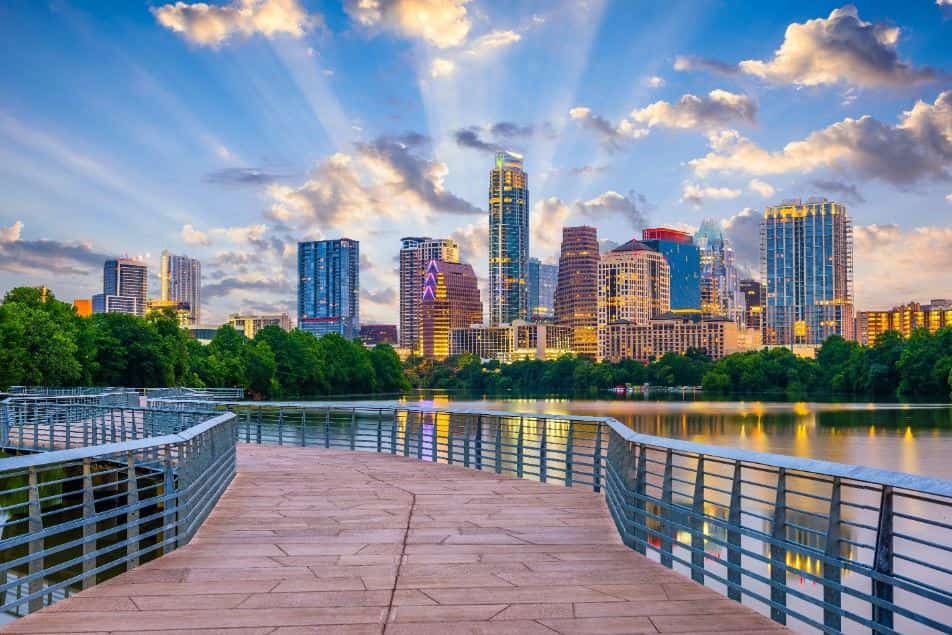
[72,299,92,317]
[695,221,743,323]
[554,226,599,358]
[229,313,292,339]
[740,279,765,331]
[420,259,483,359]
[160,250,201,324]
[641,228,700,310]
[298,239,360,339]
[93,258,148,316]
[488,151,529,325]
[855,300,952,345]
[359,324,398,346]
[146,299,191,326]
[602,315,752,364]
[762,199,854,345]
[597,239,670,360]
[399,236,460,352]
[451,321,572,362]
[528,258,558,320]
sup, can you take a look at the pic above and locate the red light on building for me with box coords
[642,227,693,244]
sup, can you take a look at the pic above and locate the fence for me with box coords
[145,398,952,634]
[0,398,236,617]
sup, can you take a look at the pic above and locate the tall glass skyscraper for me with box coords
[695,220,743,323]
[641,228,700,310]
[92,258,148,316]
[762,199,854,345]
[298,239,360,339]
[489,151,529,325]
[160,250,201,324]
[528,257,558,320]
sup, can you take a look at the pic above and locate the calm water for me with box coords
[426,397,952,479]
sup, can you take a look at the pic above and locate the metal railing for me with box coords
[146,398,952,634]
[0,398,236,617]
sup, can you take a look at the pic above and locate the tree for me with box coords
[244,341,277,398]
[0,302,82,387]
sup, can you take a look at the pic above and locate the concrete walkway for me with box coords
[4,445,786,634]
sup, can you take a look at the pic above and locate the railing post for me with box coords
[350,408,357,451]
[82,458,96,589]
[0,402,9,447]
[390,410,398,454]
[565,423,574,487]
[27,467,44,613]
[634,444,647,555]
[872,486,894,631]
[726,460,742,602]
[463,418,471,468]
[539,418,548,483]
[691,455,706,584]
[593,422,603,493]
[126,452,140,570]
[770,468,787,625]
[244,409,251,443]
[300,409,307,447]
[430,414,438,463]
[163,454,178,554]
[376,409,383,453]
[660,449,674,568]
[475,414,483,470]
[256,407,262,444]
[494,416,502,474]
[324,408,331,449]
[405,411,413,457]
[447,414,455,464]
[277,408,284,446]
[823,477,842,632]
[516,416,524,478]
[416,412,424,459]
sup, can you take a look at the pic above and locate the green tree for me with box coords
[244,341,277,398]
[0,301,82,387]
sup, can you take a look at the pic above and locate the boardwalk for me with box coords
[4,445,786,635]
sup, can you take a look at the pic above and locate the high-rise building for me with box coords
[92,258,147,316]
[762,198,854,345]
[740,279,765,331]
[554,226,599,358]
[597,239,670,360]
[855,300,952,345]
[528,258,558,320]
[399,237,460,352]
[160,250,201,324]
[146,299,191,325]
[420,259,483,359]
[298,239,360,339]
[229,313,292,339]
[488,151,529,325]
[641,228,700,310]
[695,221,743,323]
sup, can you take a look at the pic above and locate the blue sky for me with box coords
[0,0,950,324]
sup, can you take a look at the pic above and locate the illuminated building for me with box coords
[695,220,743,323]
[160,251,201,325]
[92,258,147,316]
[399,236,460,352]
[146,299,191,326]
[641,228,700,310]
[420,259,483,359]
[229,313,292,339]
[597,239,670,360]
[762,199,854,345]
[603,314,759,363]
[740,279,765,331]
[359,324,398,346]
[489,151,529,324]
[451,320,572,362]
[72,299,92,317]
[554,226,599,358]
[298,239,360,339]
[528,257,557,320]
[855,300,952,345]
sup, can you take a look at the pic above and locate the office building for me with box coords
[641,228,700,310]
[451,321,573,362]
[298,239,360,339]
[489,151,529,324]
[762,199,854,345]
[160,251,201,324]
[186,325,219,344]
[740,279,765,331]
[855,300,952,345]
[597,239,671,360]
[420,259,483,359]
[92,258,147,316]
[554,226,599,358]
[695,221,743,323]
[528,258,558,320]
[229,313,292,339]
[602,314,756,363]
[399,237,460,352]
[359,324,398,346]
[146,299,191,326]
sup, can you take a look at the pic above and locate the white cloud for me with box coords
[430,58,455,78]
[631,90,756,130]
[152,0,315,47]
[466,29,521,56]
[689,91,952,186]
[748,178,776,198]
[345,0,471,48]
[181,224,210,245]
[450,222,488,270]
[211,224,268,243]
[738,6,937,87]
[0,220,23,243]
[646,75,665,88]
[854,224,952,308]
[532,197,572,257]
[946,193,952,203]
[680,182,742,208]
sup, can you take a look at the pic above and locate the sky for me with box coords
[0,0,950,325]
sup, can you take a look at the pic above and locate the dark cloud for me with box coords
[453,121,556,154]
[0,234,110,277]
[203,277,292,299]
[453,128,502,153]
[576,190,650,229]
[599,239,619,253]
[808,179,866,204]
[361,286,397,305]
[203,167,284,186]
[721,208,761,274]
[673,55,739,75]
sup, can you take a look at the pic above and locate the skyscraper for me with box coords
[298,239,360,339]
[597,239,670,360]
[528,258,558,320]
[488,151,529,325]
[695,220,743,323]
[762,198,854,345]
[420,259,483,359]
[554,226,599,358]
[641,228,700,310]
[92,258,147,316]
[160,250,201,324]
[740,279,765,332]
[399,236,460,352]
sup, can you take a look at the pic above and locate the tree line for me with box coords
[0,287,408,398]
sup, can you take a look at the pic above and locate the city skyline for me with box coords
[0,1,950,324]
